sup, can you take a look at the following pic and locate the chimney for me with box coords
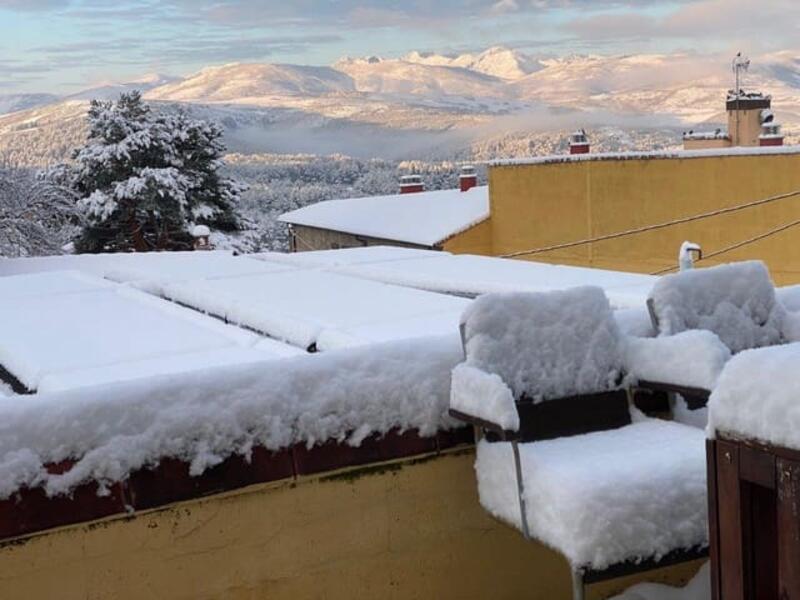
[569,129,590,155]
[192,224,212,251]
[459,165,478,192]
[759,120,784,147]
[399,174,424,194]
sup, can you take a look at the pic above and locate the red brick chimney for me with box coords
[569,129,590,155]
[459,165,478,192]
[399,174,424,194]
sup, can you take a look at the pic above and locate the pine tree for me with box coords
[71,91,242,253]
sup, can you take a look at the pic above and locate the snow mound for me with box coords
[450,364,518,431]
[475,420,708,570]
[709,342,800,450]
[460,287,625,402]
[648,261,785,353]
[0,334,463,499]
[625,330,731,390]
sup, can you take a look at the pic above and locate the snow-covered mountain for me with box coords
[403,46,543,80]
[3,47,800,164]
[0,93,60,116]
[146,64,354,102]
[64,73,180,102]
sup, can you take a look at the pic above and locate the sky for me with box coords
[1,0,799,94]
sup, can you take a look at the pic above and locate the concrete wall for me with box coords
[0,449,702,600]
[489,152,800,284]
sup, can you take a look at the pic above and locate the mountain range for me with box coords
[2,47,800,164]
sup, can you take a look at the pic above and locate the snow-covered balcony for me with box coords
[1,248,798,598]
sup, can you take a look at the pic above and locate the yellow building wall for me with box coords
[488,152,800,285]
[442,219,493,255]
[0,450,701,600]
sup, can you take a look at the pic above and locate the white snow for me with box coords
[450,364,519,431]
[625,330,731,390]
[336,253,655,308]
[0,271,298,392]
[460,287,625,401]
[160,269,470,350]
[253,246,446,268]
[708,342,800,450]
[610,563,709,600]
[474,419,708,570]
[0,269,113,298]
[777,284,800,312]
[0,250,263,282]
[648,261,785,353]
[192,224,211,237]
[278,185,489,247]
[0,333,463,499]
[614,306,655,338]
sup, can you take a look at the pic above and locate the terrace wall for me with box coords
[0,445,701,599]
[489,151,800,284]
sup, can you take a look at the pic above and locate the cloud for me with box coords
[0,0,70,9]
[563,0,800,49]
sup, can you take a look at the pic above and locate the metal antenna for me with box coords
[731,53,750,144]
[732,52,750,95]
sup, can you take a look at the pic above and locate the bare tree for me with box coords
[0,159,81,257]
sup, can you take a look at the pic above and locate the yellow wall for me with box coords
[442,219,493,255]
[0,450,701,600]
[488,152,800,284]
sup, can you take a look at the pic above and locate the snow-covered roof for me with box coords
[491,144,800,167]
[278,186,489,247]
[7,247,787,506]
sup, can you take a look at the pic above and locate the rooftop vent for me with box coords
[759,122,784,147]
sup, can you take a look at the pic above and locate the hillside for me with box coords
[2,47,800,165]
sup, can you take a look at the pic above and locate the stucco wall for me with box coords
[489,152,800,284]
[0,450,701,600]
[442,219,493,255]
[290,225,433,252]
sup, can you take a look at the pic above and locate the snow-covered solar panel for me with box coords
[333,253,656,308]
[0,271,302,393]
[160,269,471,350]
[253,246,447,268]
[0,270,113,298]
[102,251,291,295]
[0,251,281,285]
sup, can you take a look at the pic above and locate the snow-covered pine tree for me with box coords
[71,91,242,253]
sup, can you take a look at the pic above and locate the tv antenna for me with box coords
[732,52,750,96]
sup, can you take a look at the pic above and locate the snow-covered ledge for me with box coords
[708,342,800,448]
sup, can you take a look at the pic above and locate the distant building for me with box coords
[683,56,784,150]
[279,167,491,255]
